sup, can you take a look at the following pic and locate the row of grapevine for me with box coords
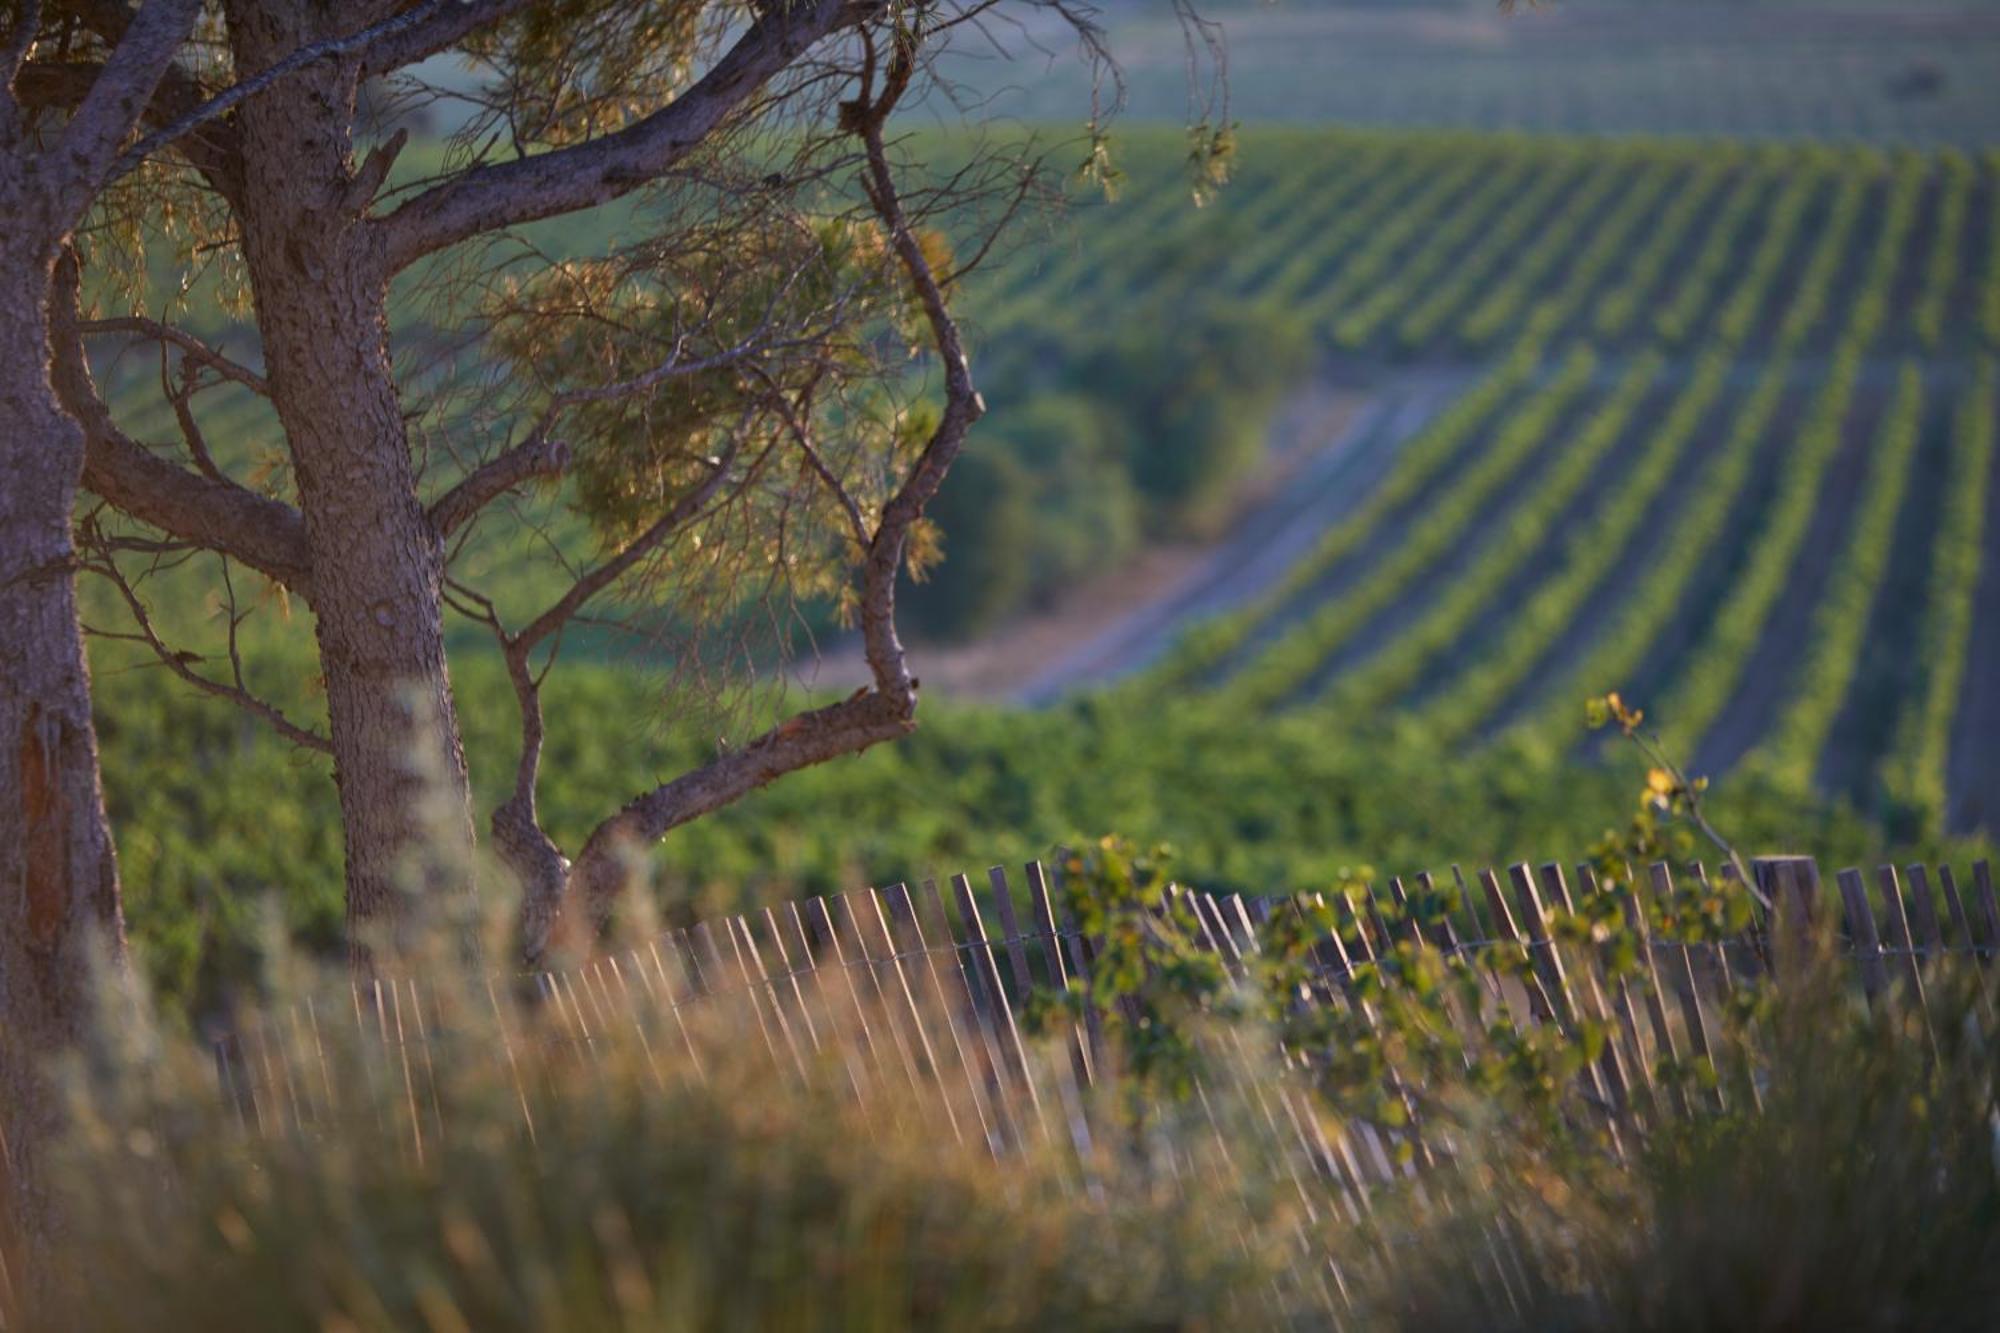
[1759,364,1927,787]
[1206,143,1401,293]
[1649,167,1779,346]
[1414,352,1734,744]
[1293,151,1498,331]
[1884,366,1996,823]
[1982,148,2000,347]
[1914,151,1973,350]
[1311,354,1665,715]
[1325,153,1543,350]
[1386,156,1594,351]
[972,135,1213,310]
[1589,158,1734,341]
[1505,357,1791,744]
[1454,161,1656,349]
[1485,157,1697,352]
[1234,144,1890,731]
[1222,346,1598,711]
[1228,140,1464,295]
[1704,170,1825,349]
[1761,172,1870,352]
[1649,343,1866,755]
[982,132,1996,366]
[1239,144,1488,328]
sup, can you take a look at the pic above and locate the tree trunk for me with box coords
[0,246,127,1294]
[226,1,476,949]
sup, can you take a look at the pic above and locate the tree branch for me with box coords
[557,689,916,944]
[80,529,330,754]
[850,35,985,695]
[537,30,986,960]
[358,0,530,79]
[108,0,464,183]
[430,329,812,540]
[46,0,202,222]
[375,0,870,273]
[50,251,316,599]
[428,433,571,539]
[80,315,269,395]
[16,54,247,201]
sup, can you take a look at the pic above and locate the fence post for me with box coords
[1835,868,1888,1003]
[1753,855,1819,977]
[1971,862,2000,962]
[1646,863,1726,1113]
[1508,864,1623,1148]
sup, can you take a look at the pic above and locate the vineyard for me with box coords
[970,128,2000,839]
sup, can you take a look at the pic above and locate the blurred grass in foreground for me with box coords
[25,861,2000,1331]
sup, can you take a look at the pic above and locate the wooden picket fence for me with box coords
[195,851,1997,1319]
[212,851,1998,1142]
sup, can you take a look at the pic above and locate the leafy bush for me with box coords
[1041,836,2000,1332]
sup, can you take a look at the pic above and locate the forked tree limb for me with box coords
[428,434,573,539]
[14,47,245,201]
[79,316,270,395]
[535,27,984,961]
[106,0,464,183]
[49,252,318,600]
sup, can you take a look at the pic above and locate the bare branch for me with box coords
[80,315,269,395]
[80,529,330,754]
[157,336,225,483]
[513,441,744,655]
[761,370,867,549]
[850,36,985,696]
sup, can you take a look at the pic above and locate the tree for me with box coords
[6,0,561,1274]
[43,0,1222,962]
[0,0,207,1277]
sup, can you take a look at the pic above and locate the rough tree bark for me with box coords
[222,0,477,945]
[0,0,203,1291]
[0,244,129,1296]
